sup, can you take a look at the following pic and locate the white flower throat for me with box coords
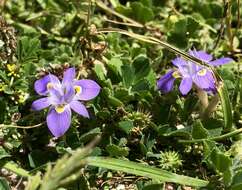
[47,82,83,114]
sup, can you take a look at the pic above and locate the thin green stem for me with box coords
[232,0,241,48]
[178,128,242,144]
[225,0,234,51]
[95,0,143,28]
[202,94,219,118]
[213,0,227,50]
[0,122,44,129]
[97,29,203,64]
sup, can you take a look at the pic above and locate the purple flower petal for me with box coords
[209,57,233,66]
[157,70,176,93]
[34,74,60,95]
[193,69,216,91]
[63,67,75,85]
[74,79,101,101]
[179,78,193,95]
[189,50,213,62]
[46,106,71,137]
[178,62,197,77]
[172,57,198,77]
[31,97,51,111]
[48,87,64,105]
[64,85,75,103]
[171,57,187,67]
[70,101,89,118]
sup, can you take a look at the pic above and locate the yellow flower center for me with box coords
[55,105,65,113]
[74,85,82,94]
[172,71,180,78]
[47,82,54,90]
[197,69,207,76]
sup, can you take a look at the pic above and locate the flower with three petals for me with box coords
[157,50,233,95]
[31,68,101,137]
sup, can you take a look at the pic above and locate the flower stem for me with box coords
[178,128,242,144]
[0,122,44,129]
[202,94,219,118]
[197,88,208,108]
[225,0,234,51]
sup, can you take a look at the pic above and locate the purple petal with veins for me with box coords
[74,79,101,101]
[70,101,90,118]
[63,67,76,85]
[46,106,71,138]
[193,69,216,91]
[179,78,193,95]
[172,57,187,67]
[157,70,176,93]
[209,57,234,66]
[31,97,51,111]
[34,74,60,95]
[189,50,213,62]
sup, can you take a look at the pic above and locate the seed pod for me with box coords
[0,16,17,63]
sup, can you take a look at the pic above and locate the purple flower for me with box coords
[31,68,101,137]
[157,50,233,95]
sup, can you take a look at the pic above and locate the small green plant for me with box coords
[159,151,183,171]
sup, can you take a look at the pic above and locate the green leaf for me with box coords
[0,177,11,190]
[192,120,209,139]
[0,148,11,160]
[210,149,232,173]
[79,128,101,143]
[121,64,135,88]
[203,140,217,162]
[93,61,107,81]
[167,16,199,48]
[107,96,124,107]
[130,2,154,23]
[231,171,242,190]
[114,88,133,102]
[162,127,192,139]
[2,162,30,177]
[133,55,151,82]
[106,144,129,157]
[17,36,40,63]
[87,157,209,187]
[217,83,233,132]
[108,57,123,76]
[223,168,233,187]
[118,120,134,134]
[231,184,242,190]
[202,119,223,137]
[132,79,150,92]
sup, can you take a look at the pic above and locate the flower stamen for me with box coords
[197,69,207,76]
[172,71,181,78]
[74,85,82,94]
[55,105,65,113]
[47,82,54,90]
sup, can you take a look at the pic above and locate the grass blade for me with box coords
[3,162,30,177]
[217,83,233,131]
[97,28,223,83]
[87,157,209,187]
